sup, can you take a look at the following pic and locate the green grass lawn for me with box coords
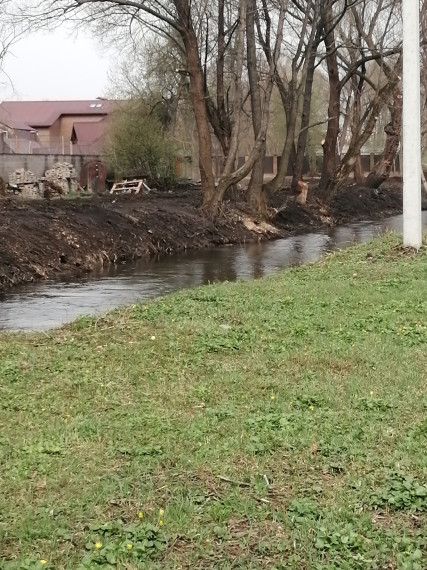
[1,234,427,569]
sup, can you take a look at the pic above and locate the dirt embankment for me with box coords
[0,179,416,291]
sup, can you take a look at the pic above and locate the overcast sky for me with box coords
[0,28,112,101]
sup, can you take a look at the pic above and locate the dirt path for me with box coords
[0,179,414,291]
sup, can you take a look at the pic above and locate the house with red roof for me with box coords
[0,99,115,155]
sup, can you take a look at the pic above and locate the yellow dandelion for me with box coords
[309,405,314,410]
[159,509,165,517]
[159,520,164,526]
[271,395,275,400]
[127,543,133,549]
[95,541,102,549]
[138,512,143,518]
[40,561,47,566]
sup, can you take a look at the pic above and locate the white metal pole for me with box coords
[403,0,422,248]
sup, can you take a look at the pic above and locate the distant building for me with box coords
[0,117,41,154]
[0,99,115,155]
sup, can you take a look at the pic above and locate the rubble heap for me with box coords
[43,162,78,194]
[9,169,38,198]
[7,162,80,198]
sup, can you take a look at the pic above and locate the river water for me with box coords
[1,212,426,332]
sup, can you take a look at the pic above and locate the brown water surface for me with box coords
[1,213,425,332]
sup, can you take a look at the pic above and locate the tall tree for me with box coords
[318,0,401,198]
[291,0,323,189]
[26,0,287,216]
[16,0,405,211]
[246,0,268,212]
[202,0,287,215]
[317,0,342,193]
[260,0,320,195]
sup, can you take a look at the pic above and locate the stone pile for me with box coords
[8,162,80,198]
[9,168,39,198]
[43,162,78,194]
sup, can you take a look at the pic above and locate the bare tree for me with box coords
[318,0,402,199]
[19,0,219,208]
[291,0,323,189]
[246,0,268,212]
[14,0,406,213]
[259,0,321,196]
[0,0,23,193]
[22,0,288,216]
[0,1,23,86]
[202,0,287,215]
[352,2,402,189]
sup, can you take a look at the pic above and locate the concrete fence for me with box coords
[0,153,109,192]
[1,152,402,191]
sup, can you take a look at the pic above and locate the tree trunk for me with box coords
[339,95,352,158]
[349,72,364,185]
[176,2,216,206]
[261,2,316,196]
[205,0,231,157]
[318,6,340,194]
[325,53,402,200]
[292,25,321,189]
[350,10,403,190]
[246,0,267,213]
[263,79,299,194]
[365,91,402,189]
[203,0,286,216]
[324,96,389,200]
[295,180,308,204]
[247,153,268,212]
[202,0,247,215]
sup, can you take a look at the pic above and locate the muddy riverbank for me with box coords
[0,179,415,291]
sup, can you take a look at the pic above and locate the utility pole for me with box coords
[402,0,422,248]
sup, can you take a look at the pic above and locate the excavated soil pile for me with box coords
[0,179,415,291]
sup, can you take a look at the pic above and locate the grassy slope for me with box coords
[1,234,427,570]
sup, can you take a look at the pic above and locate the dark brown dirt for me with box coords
[0,178,420,291]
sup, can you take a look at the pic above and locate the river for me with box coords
[1,212,426,332]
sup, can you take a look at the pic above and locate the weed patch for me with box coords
[371,472,427,512]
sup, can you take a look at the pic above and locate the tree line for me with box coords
[6,0,425,216]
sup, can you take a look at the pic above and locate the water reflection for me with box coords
[1,212,426,332]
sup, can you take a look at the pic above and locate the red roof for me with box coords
[0,100,114,128]
[72,120,107,144]
[0,116,34,131]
